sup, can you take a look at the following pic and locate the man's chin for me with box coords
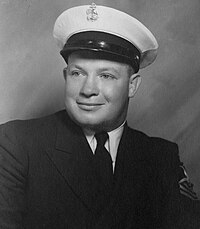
[66,109,114,131]
[71,117,108,132]
[77,120,104,130]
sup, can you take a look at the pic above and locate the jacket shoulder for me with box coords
[0,110,65,139]
[127,127,178,150]
[126,126,180,167]
[0,110,69,154]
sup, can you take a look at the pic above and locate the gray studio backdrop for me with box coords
[0,0,200,196]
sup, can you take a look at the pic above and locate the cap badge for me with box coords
[86,3,98,22]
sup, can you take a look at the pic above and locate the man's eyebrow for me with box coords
[67,64,121,76]
[97,67,120,75]
[68,65,120,72]
[67,64,83,70]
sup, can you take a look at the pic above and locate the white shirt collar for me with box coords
[84,122,125,166]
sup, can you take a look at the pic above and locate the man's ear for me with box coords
[128,74,142,98]
[63,67,67,80]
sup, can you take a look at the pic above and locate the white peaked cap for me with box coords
[53,3,158,70]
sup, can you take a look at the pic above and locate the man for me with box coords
[0,3,199,229]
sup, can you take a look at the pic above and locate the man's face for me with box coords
[64,50,140,132]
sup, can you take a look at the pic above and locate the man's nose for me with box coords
[80,75,99,97]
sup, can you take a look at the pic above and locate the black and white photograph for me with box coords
[0,0,200,228]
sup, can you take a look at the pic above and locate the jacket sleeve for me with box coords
[0,122,28,229]
[153,138,200,229]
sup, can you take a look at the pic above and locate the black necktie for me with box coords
[91,132,114,216]
[94,132,113,191]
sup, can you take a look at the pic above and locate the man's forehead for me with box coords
[67,50,132,70]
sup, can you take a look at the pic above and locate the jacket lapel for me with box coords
[45,111,98,212]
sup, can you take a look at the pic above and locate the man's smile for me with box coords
[76,101,104,111]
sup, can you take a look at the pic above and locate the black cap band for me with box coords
[60,31,141,72]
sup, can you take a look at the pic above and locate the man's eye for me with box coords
[71,71,82,77]
[100,73,115,79]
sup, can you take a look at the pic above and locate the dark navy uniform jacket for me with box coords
[0,110,199,228]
